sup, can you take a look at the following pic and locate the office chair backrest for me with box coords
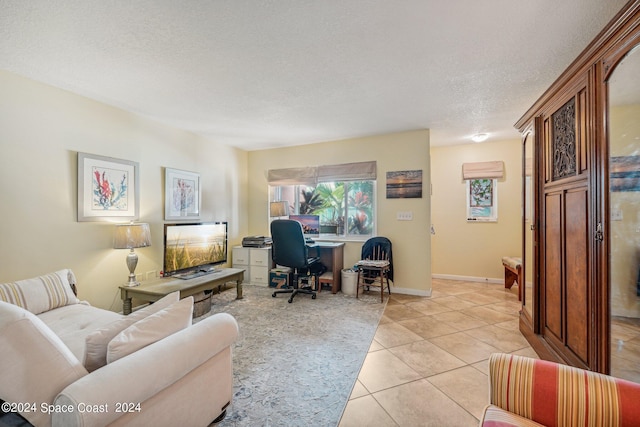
[361,237,393,281]
[270,219,310,269]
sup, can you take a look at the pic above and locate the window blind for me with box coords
[317,161,377,182]
[268,161,376,185]
[462,161,504,179]
[267,167,318,185]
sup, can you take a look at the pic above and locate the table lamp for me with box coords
[270,201,289,219]
[114,222,151,287]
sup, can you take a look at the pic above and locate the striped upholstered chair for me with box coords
[481,353,640,427]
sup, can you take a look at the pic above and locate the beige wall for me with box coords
[3,68,521,304]
[247,130,432,295]
[431,139,522,281]
[0,70,249,311]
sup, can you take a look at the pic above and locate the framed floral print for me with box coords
[77,152,139,222]
[466,178,498,222]
[164,168,201,220]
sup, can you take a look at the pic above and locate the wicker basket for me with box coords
[192,290,212,318]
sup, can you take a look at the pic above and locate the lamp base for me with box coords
[125,249,140,287]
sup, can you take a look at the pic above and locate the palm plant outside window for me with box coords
[270,181,375,238]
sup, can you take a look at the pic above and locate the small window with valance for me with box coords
[462,161,503,222]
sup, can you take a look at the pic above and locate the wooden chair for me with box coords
[356,237,392,302]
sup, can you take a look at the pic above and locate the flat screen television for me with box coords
[288,214,320,238]
[163,222,228,278]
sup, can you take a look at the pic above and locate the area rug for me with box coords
[199,284,386,427]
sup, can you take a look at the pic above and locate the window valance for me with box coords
[267,167,318,186]
[317,161,376,182]
[268,161,377,185]
[462,161,504,179]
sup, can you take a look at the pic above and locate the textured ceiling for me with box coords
[0,0,630,150]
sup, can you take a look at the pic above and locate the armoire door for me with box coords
[603,29,640,383]
[540,79,594,369]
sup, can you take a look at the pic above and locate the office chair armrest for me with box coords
[306,243,320,258]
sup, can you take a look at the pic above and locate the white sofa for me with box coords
[0,269,239,427]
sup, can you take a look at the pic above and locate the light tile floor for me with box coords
[338,278,538,427]
[611,316,640,383]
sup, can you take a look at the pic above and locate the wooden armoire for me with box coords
[516,0,640,375]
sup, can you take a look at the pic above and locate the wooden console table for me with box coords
[119,268,245,315]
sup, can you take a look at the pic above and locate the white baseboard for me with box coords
[432,273,503,285]
[388,276,504,297]
[389,286,431,297]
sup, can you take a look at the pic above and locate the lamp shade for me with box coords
[114,223,152,249]
[269,201,289,217]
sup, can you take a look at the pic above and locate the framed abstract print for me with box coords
[77,152,139,222]
[164,168,201,220]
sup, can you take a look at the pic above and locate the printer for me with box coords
[242,236,272,248]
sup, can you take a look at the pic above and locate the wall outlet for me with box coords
[146,271,157,281]
[397,211,413,221]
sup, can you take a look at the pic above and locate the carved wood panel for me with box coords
[552,98,577,180]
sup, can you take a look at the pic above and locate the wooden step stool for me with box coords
[502,256,523,301]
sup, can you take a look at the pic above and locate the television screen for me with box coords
[289,214,320,237]
[163,222,228,277]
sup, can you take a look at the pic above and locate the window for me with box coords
[268,162,376,239]
[270,181,376,238]
[466,178,498,222]
[462,161,503,223]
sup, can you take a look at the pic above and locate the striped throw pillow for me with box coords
[0,269,79,315]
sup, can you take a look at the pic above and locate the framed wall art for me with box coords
[610,155,640,192]
[386,170,423,198]
[77,152,139,222]
[164,168,201,220]
[466,178,498,222]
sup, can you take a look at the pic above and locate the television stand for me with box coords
[119,267,244,315]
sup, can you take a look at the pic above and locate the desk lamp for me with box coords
[269,201,289,219]
[114,222,151,287]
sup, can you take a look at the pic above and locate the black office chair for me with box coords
[270,219,322,303]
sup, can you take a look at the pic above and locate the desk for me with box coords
[314,242,345,294]
[120,268,244,315]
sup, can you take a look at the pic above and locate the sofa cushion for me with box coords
[83,291,180,372]
[38,302,122,361]
[106,296,194,364]
[0,269,79,315]
[488,352,640,427]
[480,405,545,427]
[0,301,87,427]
